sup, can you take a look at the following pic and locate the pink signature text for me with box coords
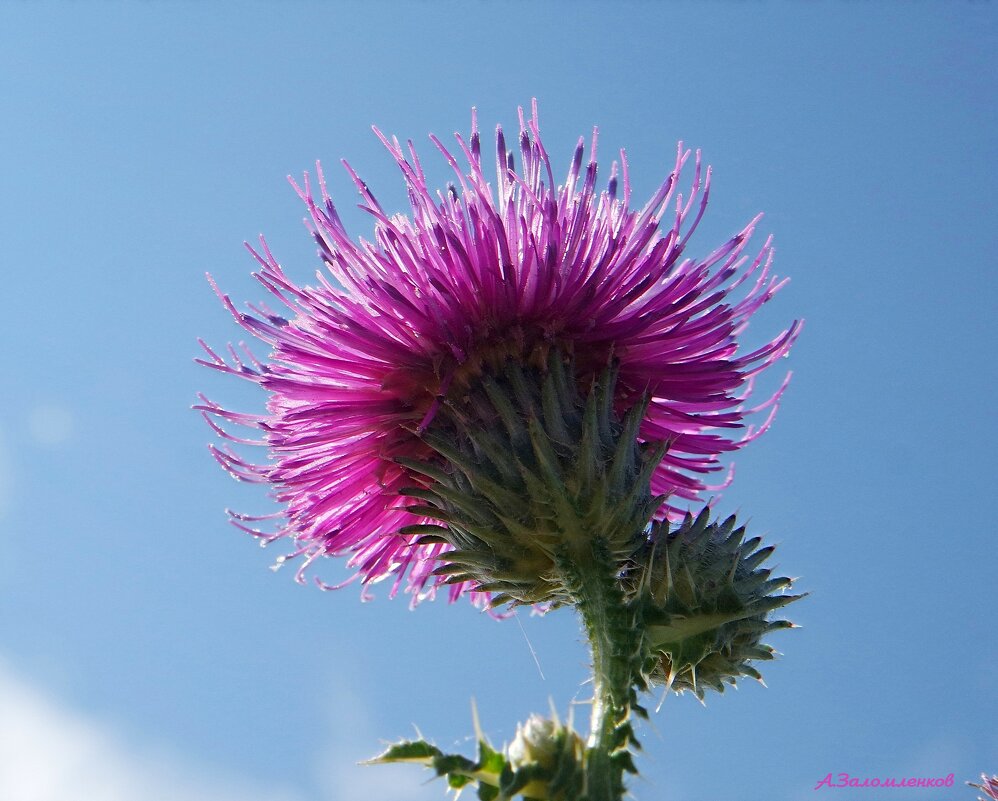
[815,773,955,790]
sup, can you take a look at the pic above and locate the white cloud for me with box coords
[0,658,303,801]
[312,682,442,801]
[0,657,450,801]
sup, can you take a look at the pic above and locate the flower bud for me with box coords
[508,715,563,771]
[506,714,585,801]
[630,508,804,699]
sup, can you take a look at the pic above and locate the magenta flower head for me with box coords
[969,775,998,801]
[197,102,799,608]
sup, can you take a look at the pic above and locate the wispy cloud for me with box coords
[312,676,444,801]
[0,656,449,801]
[0,658,303,801]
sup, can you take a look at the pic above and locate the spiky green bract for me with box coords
[398,349,666,609]
[626,508,804,700]
[367,714,585,801]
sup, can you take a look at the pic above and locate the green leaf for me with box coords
[612,749,639,775]
[433,754,479,777]
[367,739,443,765]
[477,783,500,801]
[476,739,507,776]
[447,773,474,789]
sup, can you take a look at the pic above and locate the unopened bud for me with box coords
[509,715,562,771]
[505,714,585,801]
[629,508,805,699]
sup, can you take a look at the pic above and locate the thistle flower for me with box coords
[197,102,799,604]
[969,775,998,801]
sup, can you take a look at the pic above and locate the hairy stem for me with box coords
[559,539,644,801]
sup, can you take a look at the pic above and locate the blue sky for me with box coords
[1,3,995,800]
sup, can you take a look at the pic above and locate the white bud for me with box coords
[508,715,561,771]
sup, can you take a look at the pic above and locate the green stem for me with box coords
[560,539,644,801]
